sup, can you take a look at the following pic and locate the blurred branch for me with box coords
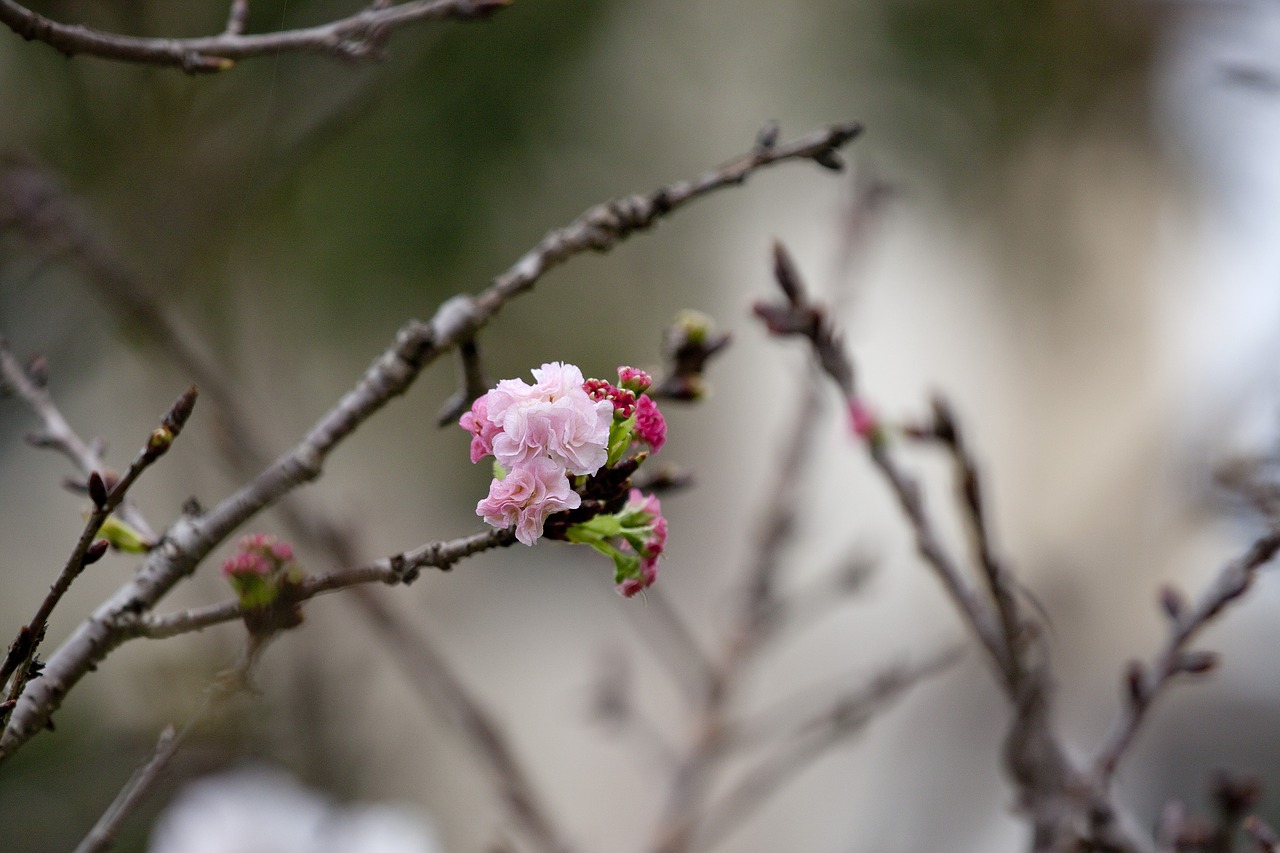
[650,371,825,853]
[1245,815,1280,852]
[752,242,1137,851]
[73,637,269,853]
[695,650,960,853]
[73,725,178,853]
[616,585,715,705]
[1091,531,1280,786]
[347,590,578,853]
[0,0,511,73]
[130,527,517,639]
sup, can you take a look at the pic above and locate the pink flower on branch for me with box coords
[484,362,612,476]
[459,395,501,464]
[634,394,666,452]
[460,361,675,593]
[477,457,582,545]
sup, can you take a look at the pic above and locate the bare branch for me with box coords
[73,638,269,853]
[346,588,579,853]
[73,725,179,853]
[0,385,197,710]
[0,0,512,73]
[131,527,517,639]
[752,243,1146,851]
[649,372,826,853]
[0,339,156,542]
[694,651,960,853]
[0,120,860,777]
[1092,530,1280,786]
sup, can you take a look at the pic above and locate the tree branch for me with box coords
[0,121,862,769]
[0,385,196,712]
[0,338,156,541]
[1091,530,1280,786]
[129,527,516,639]
[0,0,511,73]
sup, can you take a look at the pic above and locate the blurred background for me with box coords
[3,0,1280,850]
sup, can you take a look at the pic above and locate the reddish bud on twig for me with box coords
[1176,650,1219,675]
[87,471,108,509]
[1159,584,1185,622]
[82,539,109,566]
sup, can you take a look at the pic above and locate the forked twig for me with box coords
[0,0,511,73]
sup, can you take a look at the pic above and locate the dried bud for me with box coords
[162,385,198,437]
[82,539,109,566]
[1159,585,1185,622]
[87,471,108,510]
[1177,650,1219,675]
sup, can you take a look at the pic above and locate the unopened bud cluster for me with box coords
[221,534,305,632]
[460,362,669,596]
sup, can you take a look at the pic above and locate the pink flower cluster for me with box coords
[462,363,612,545]
[615,489,667,598]
[222,533,294,580]
[461,363,670,550]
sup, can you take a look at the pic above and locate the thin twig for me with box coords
[649,372,825,853]
[346,589,578,853]
[0,385,196,709]
[223,0,250,36]
[0,339,155,541]
[130,527,517,639]
[1092,530,1280,785]
[73,638,269,853]
[616,584,715,705]
[0,0,512,73]
[74,725,179,853]
[752,242,1140,852]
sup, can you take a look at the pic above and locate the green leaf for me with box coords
[98,515,154,554]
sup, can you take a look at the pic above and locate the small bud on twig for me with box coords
[144,426,173,461]
[81,539,109,567]
[162,385,198,438]
[755,120,780,152]
[87,471,108,510]
[1176,650,1219,675]
[1159,584,1185,622]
